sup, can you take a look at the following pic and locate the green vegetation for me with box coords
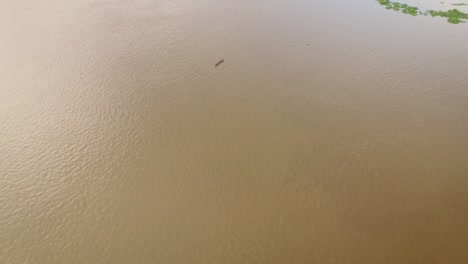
[376,0,468,24]
[427,9,468,23]
[377,0,420,16]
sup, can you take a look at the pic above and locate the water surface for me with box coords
[1,0,468,263]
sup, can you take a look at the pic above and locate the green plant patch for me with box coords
[376,0,468,23]
[426,9,468,23]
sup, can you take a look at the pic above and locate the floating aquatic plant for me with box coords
[427,9,468,24]
[376,0,468,24]
[378,0,419,16]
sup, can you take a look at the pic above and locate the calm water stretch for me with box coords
[1,0,468,263]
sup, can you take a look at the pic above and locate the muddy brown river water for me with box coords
[1,0,468,263]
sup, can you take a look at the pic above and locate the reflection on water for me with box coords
[376,0,468,23]
[1,0,468,263]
